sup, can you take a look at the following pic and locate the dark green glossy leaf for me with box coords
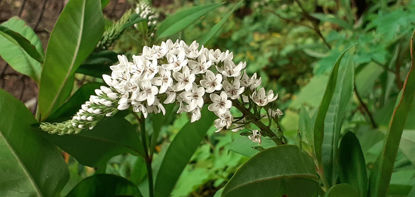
[41,116,144,167]
[157,3,222,38]
[150,104,176,154]
[322,53,354,185]
[198,1,242,45]
[0,17,43,83]
[67,174,142,197]
[0,89,68,196]
[325,184,359,197]
[369,34,415,197]
[222,145,319,197]
[339,132,368,196]
[76,50,117,78]
[154,107,215,197]
[314,48,349,162]
[38,0,105,120]
[47,82,102,122]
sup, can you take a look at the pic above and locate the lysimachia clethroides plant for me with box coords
[40,39,285,145]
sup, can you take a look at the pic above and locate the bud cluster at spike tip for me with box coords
[135,2,158,27]
[40,40,283,142]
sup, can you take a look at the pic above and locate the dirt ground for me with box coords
[0,0,131,113]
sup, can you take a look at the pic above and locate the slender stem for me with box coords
[354,83,378,128]
[134,113,154,197]
[294,0,332,49]
[232,101,284,145]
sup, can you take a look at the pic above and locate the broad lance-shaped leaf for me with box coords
[314,48,350,162]
[41,115,144,167]
[154,107,215,197]
[38,0,104,120]
[150,104,176,154]
[0,89,68,196]
[325,184,359,197]
[198,1,242,45]
[157,3,222,38]
[67,174,142,197]
[222,145,319,197]
[339,132,368,196]
[0,17,43,83]
[322,53,354,185]
[369,33,415,197]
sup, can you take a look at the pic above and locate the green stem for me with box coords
[232,101,284,145]
[134,113,154,197]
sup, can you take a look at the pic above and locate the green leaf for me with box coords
[47,82,102,122]
[0,89,68,196]
[399,130,415,166]
[0,26,43,63]
[67,174,142,197]
[0,17,43,83]
[76,50,117,78]
[369,34,415,197]
[222,145,319,197]
[314,48,349,162]
[41,116,144,167]
[38,0,105,120]
[157,3,222,38]
[322,53,354,185]
[150,104,176,154]
[299,106,314,148]
[339,132,368,196]
[310,13,353,30]
[198,1,242,45]
[154,107,215,197]
[325,184,359,197]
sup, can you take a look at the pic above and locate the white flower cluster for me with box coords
[41,40,281,139]
[135,2,158,27]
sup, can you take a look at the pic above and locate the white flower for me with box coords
[152,68,172,93]
[133,81,158,105]
[248,130,261,144]
[251,88,268,106]
[131,55,145,76]
[188,54,212,74]
[182,40,201,59]
[147,98,166,115]
[250,73,261,90]
[173,66,195,91]
[181,84,205,111]
[190,107,201,122]
[239,71,251,87]
[223,78,245,100]
[268,108,283,118]
[267,90,278,103]
[251,88,277,106]
[117,95,129,110]
[142,59,159,80]
[208,92,232,115]
[200,70,222,93]
[164,88,176,104]
[217,60,246,77]
[214,111,232,132]
[164,50,187,71]
[208,49,223,63]
[132,101,147,117]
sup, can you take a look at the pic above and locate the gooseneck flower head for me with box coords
[40,40,284,144]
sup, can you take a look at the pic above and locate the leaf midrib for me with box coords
[44,0,86,118]
[0,130,43,197]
